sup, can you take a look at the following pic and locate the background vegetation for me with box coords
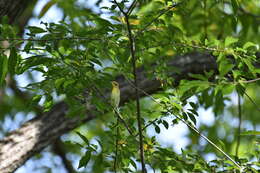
[0,0,260,172]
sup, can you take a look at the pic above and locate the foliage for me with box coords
[0,0,260,172]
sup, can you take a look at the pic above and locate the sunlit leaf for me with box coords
[76,131,89,145]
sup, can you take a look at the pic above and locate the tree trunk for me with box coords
[0,0,32,24]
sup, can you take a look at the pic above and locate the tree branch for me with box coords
[53,140,76,173]
[125,9,147,173]
[0,102,95,173]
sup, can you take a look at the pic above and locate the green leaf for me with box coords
[110,4,117,10]
[55,78,66,89]
[0,55,8,86]
[243,42,257,50]
[27,26,47,34]
[23,41,33,53]
[8,47,17,75]
[172,119,178,125]
[232,70,241,80]
[162,120,169,129]
[74,142,84,148]
[218,58,234,77]
[178,80,210,97]
[20,55,55,73]
[154,124,161,134]
[188,108,199,116]
[204,70,214,79]
[188,73,207,81]
[78,150,91,169]
[63,79,75,89]
[182,112,188,121]
[76,131,89,145]
[187,112,196,125]
[31,95,42,104]
[222,84,235,95]
[217,139,226,150]
[43,99,53,112]
[189,102,198,110]
[241,130,260,136]
[129,158,137,170]
[242,58,255,73]
[224,36,238,47]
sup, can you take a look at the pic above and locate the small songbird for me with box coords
[111,81,120,109]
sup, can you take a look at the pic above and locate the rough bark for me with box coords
[0,0,32,24]
[0,52,218,173]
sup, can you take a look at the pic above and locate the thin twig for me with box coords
[0,47,47,51]
[126,0,138,15]
[241,78,260,84]
[113,0,127,15]
[0,37,101,42]
[235,94,242,157]
[114,108,134,136]
[114,0,147,171]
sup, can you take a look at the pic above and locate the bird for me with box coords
[111,81,120,109]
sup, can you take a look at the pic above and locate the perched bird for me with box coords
[111,81,120,109]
